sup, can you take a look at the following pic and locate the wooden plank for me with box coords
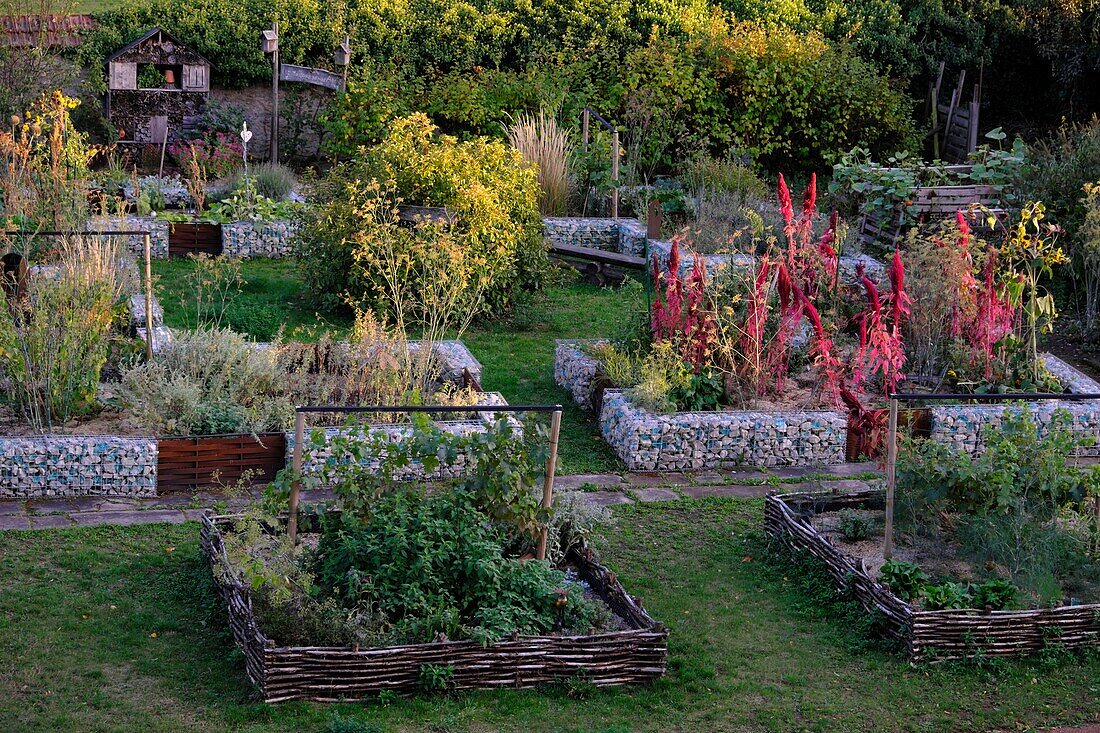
[158,433,285,492]
[549,243,646,269]
[279,63,344,91]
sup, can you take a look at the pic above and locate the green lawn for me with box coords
[152,258,636,474]
[1,501,1097,732]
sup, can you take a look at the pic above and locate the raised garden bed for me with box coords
[557,342,1100,469]
[764,488,1100,662]
[200,512,669,701]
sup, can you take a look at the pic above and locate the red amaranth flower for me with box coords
[778,173,793,227]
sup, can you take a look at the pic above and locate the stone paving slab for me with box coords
[0,515,31,530]
[555,474,627,490]
[778,479,871,493]
[585,491,633,506]
[628,472,689,487]
[27,515,74,529]
[680,485,771,500]
[70,509,186,527]
[818,462,881,477]
[0,501,24,516]
[25,498,78,514]
[632,488,680,502]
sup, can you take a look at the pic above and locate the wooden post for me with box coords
[143,233,153,361]
[581,108,590,152]
[884,397,899,560]
[158,124,169,178]
[535,409,562,561]
[647,198,662,239]
[287,409,305,544]
[611,130,620,219]
[270,21,279,163]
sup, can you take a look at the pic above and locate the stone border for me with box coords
[599,390,846,470]
[88,216,170,259]
[542,217,649,258]
[929,354,1100,457]
[647,238,887,285]
[0,436,157,498]
[221,220,298,258]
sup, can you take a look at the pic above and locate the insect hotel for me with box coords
[105,27,211,145]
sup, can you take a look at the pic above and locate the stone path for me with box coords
[0,462,882,531]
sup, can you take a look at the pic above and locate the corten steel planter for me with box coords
[168,222,222,256]
[158,433,286,492]
[201,513,669,701]
[764,488,1100,663]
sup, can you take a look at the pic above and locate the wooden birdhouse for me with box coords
[105,27,211,144]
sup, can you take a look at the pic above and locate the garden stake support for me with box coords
[286,404,564,546]
[143,233,153,361]
[536,408,563,561]
[287,410,306,544]
[884,390,1100,564]
[883,397,898,559]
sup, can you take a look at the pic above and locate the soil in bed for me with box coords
[812,509,1100,607]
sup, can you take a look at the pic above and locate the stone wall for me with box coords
[599,390,847,470]
[221,220,299,259]
[543,217,649,258]
[555,340,604,412]
[647,239,886,286]
[89,215,170,259]
[286,393,511,478]
[930,354,1100,456]
[0,436,157,498]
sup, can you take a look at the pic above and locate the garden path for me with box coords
[0,463,879,531]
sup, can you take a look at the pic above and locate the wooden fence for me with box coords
[201,512,669,701]
[764,489,1100,662]
[168,222,222,257]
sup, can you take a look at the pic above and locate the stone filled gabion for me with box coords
[287,393,512,478]
[88,216,170,259]
[647,238,887,286]
[554,340,606,412]
[542,217,649,258]
[0,436,156,497]
[599,390,847,470]
[930,355,1100,457]
[221,220,299,259]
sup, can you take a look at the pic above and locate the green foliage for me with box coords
[669,368,726,412]
[1023,117,1100,248]
[879,559,927,600]
[970,578,1018,610]
[324,713,382,733]
[836,509,878,542]
[921,581,972,610]
[312,490,609,646]
[0,240,128,430]
[239,162,296,201]
[298,115,547,315]
[119,328,291,436]
[416,664,455,695]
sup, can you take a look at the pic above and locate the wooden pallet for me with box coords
[158,433,286,492]
[168,222,222,257]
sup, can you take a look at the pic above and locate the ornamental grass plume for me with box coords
[505,109,573,216]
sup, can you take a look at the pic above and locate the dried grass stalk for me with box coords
[505,110,572,216]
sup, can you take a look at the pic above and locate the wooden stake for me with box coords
[287,410,305,544]
[535,409,562,561]
[271,21,280,163]
[611,130,620,219]
[581,108,589,152]
[884,397,899,560]
[158,124,168,178]
[143,233,153,361]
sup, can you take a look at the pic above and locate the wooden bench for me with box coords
[548,242,646,287]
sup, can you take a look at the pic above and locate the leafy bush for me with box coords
[0,236,131,430]
[970,578,1018,610]
[119,328,291,436]
[168,134,243,180]
[836,509,878,542]
[297,115,547,315]
[314,490,609,646]
[921,581,972,610]
[236,162,296,201]
[879,559,927,600]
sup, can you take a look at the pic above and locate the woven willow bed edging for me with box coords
[200,513,669,702]
[763,489,1100,663]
